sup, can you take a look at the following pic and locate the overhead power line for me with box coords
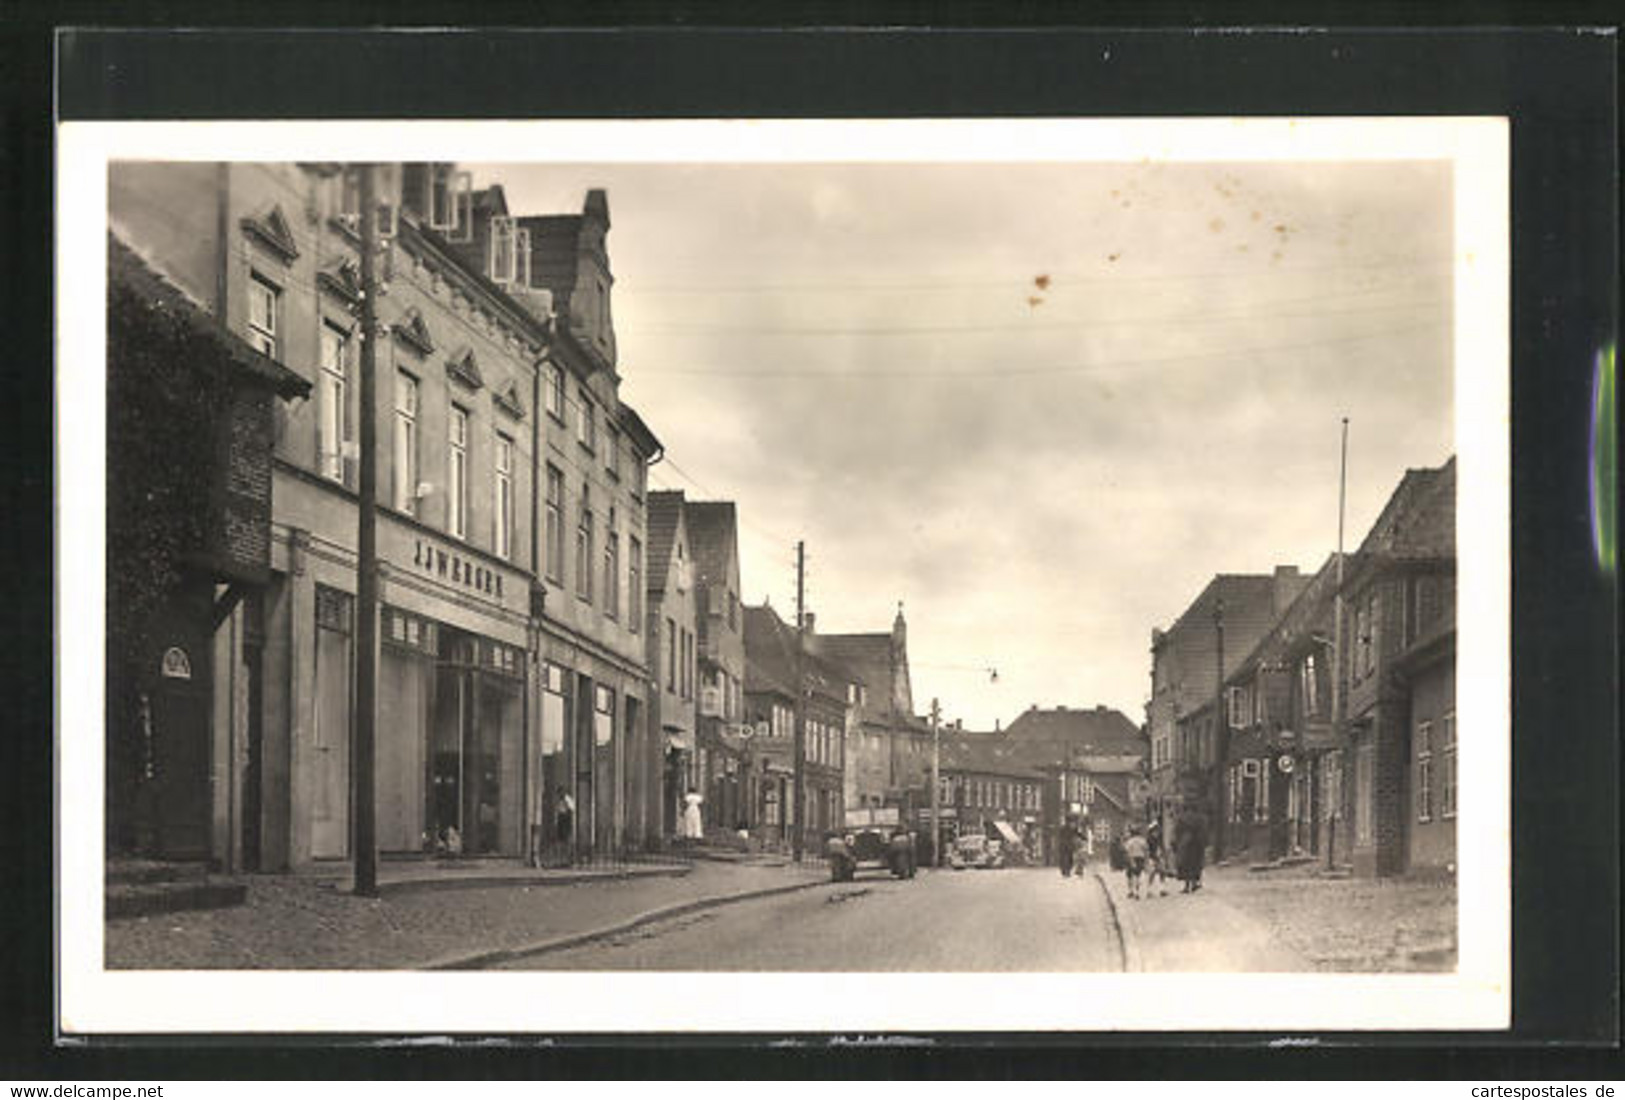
[635,298,1446,338]
[631,318,1447,378]
[616,254,1455,295]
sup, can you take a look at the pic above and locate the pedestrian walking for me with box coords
[1145,819,1168,896]
[1056,814,1079,878]
[681,789,705,842]
[555,793,575,844]
[1172,806,1208,893]
[1123,826,1149,899]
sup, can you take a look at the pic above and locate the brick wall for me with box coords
[218,390,274,570]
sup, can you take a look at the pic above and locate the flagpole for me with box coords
[1328,416,1348,871]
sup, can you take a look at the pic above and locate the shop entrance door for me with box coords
[147,667,211,860]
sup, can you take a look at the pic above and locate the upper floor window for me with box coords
[317,322,350,483]
[543,362,564,422]
[605,426,620,479]
[576,485,593,602]
[577,391,597,452]
[248,273,280,359]
[628,536,643,632]
[1415,720,1433,823]
[1355,592,1379,679]
[494,432,514,560]
[489,215,531,287]
[603,507,619,619]
[545,464,564,583]
[1300,652,1320,717]
[1406,573,1443,646]
[728,590,738,632]
[1226,685,1250,728]
[666,617,677,692]
[447,405,468,539]
[393,370,418,513]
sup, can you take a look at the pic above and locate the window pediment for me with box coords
[493,380,526,420]
[317,258,362,306]
[240,204,300,263]
[394,308,435,356]
[446,346,484,390]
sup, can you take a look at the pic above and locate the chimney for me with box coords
[995,719,1001,733]
[954,719,963,731]
[1273,564,1302,612]
[802,611,815,634]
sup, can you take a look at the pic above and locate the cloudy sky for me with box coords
[475,157,1454,729]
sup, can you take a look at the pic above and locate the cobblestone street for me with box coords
[1097,861,1456,972]
[104,858,828,970]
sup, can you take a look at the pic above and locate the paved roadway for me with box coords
[494,865,1123,971]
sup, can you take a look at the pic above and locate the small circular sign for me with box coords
[1276,753,1295,774]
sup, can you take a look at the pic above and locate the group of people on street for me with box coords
[1102,807,1211,900]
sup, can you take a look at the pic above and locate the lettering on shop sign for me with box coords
[411,539,505,599]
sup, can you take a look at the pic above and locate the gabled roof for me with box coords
[109,233,310,400]
[645,490,686,596]
[939,728,1046,780]
[1355,456,1456,563]
[683,501,738,589]
[1230,552,1359,680]
[1002,705,1144,758]
[743,604,857,702]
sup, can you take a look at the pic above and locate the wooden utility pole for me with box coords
[1210,596,1227,864]
[792,540,806,862]
[929,696,941,868]
[1328,417,1349,870]
[352,163,380,897]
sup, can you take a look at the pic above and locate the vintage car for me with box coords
[826,809,917,882]
[952,832,1005,870]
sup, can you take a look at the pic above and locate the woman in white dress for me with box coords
[681,789,705,841]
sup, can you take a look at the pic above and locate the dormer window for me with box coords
[426,165,472,241]
[490,216,531,287]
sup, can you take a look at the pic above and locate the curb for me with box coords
[1092,870,1144,973]
[373,864,692,898]
[425,874,832,970]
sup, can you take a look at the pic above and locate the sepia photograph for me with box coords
[58,118,1509,1033]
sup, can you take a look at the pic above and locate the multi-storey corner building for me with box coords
[742,604,853,850]
[805,605,930,813]
[1339,456,1456,877]
[1148,566,1310,837]
[641,489,699,845]
[107,162,661,871]
[1202,554,1348,862]
[682,501,747,832]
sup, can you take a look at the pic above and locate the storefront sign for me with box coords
[160,647,192,680]
[410,538,505,599]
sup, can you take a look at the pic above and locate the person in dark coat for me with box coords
[1172,807,1208,893]
[1057,814,1080,878]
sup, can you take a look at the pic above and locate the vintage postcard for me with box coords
[57,117,1508,1033]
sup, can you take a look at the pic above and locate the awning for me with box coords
[666,731,693,752]
[991,820,1022,847]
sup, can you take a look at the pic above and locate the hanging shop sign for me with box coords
[409,537,505,599]
[1277,754,1295,774]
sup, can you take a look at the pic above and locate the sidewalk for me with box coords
[105,857,830,970]
[1095,861,1456,972]
[1094,864,1307,972]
